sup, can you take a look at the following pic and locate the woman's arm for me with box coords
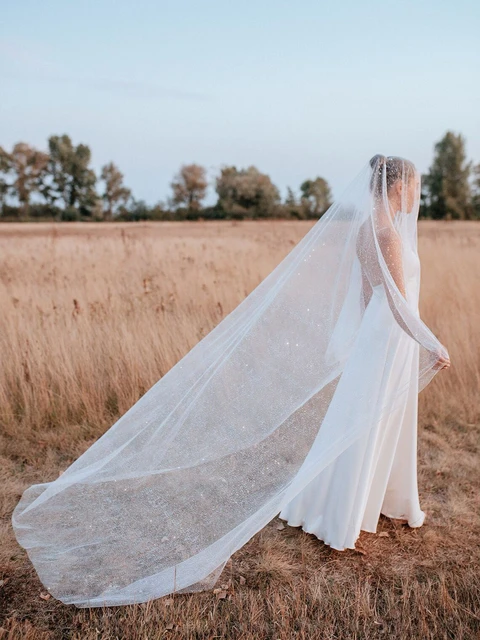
[378,228,450,370]
[378,228,406,298]
[377,228,419,340]
[360,262,373,308]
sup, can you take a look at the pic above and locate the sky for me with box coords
[1,0,479,206]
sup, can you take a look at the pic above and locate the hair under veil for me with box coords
[12,155,449,607]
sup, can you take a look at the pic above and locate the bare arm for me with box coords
[360,263,373,308]
[378,229,450,370]
[378,228,406,297]
[377,228,419,340]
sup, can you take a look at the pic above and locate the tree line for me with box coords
[0,134,332,222]
[0,131,478,222]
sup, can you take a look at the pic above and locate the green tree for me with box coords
[423,131,472,220]
[471,164,480,219]
[9,142,49,218]
[215,166,280,218]
[170,163,208,212]
[0,146,13,214]
[100,162,132,220]
[45,134,97,218]
[300,176,332,219]
[283,186,304,219]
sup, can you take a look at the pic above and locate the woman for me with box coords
[279,155,450,548]
[12,154,450,607]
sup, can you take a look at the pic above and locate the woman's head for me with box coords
[369,154,418,213]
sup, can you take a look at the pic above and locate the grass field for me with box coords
[0,220,479,639]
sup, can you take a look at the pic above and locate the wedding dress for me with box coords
[11,155,449,607]
[279,236,425,548]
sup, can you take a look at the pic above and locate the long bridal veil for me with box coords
[12,155,449,607]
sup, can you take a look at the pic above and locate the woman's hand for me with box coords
[432,348,451,371]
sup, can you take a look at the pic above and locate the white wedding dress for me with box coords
[279,240,425,549]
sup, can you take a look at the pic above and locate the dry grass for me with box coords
[0,220,479,640]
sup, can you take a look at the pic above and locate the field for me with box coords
[0,220,479,639]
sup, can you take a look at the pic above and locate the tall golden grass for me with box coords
[0,220,479,639]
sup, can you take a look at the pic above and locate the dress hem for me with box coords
[278,507,426,551]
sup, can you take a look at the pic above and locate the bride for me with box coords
[279,154,450,547]
[12,154,450,607]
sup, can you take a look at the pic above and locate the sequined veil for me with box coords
[12,155,449,607]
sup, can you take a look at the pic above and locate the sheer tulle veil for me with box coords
[12,155,449,607]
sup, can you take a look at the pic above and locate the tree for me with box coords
[0,146,13,214]
[282,186,304,219]
[422,131,472,220]
[9,143,49,218]
[45,134,97,217]
[471,164,480,219]
[300,177,332,219]
[100,162,132,220]
[215,165,281,218]
[170,164,208,212]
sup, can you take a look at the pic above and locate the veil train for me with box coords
[12,155,449,607]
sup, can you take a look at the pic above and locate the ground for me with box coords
[0,220,479,639]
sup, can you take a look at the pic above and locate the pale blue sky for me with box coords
[1,0,479,205]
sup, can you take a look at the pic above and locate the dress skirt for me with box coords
[278,283,425,550]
